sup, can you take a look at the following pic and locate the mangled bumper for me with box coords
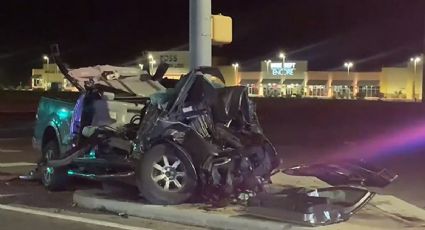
[283,159,398,187]
[246,186,375,226]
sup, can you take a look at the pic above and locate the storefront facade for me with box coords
[238,72,260,96]
[260,60,308,98]
[306,71,381,99]
[30,51,424,100]
[380,61,423,101]
[237,56,424,101]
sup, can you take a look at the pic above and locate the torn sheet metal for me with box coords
[245,186,374,226]
[283,159,398,187]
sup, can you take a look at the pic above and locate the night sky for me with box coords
[0,0,424,85]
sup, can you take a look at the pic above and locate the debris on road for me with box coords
[283,159,398,187]
[245,186,374,226]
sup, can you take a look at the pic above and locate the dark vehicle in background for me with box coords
[32,49,279,204]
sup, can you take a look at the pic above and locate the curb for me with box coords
[0,111,35,113]
[73,189,304,230]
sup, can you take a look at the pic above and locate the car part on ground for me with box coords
[283,158,398,187]
[245,186,375,226]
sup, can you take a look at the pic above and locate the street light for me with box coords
[232,62,239,83]
[264,60,271,72]
[410,56,421,74]
[148,54,153,60]
[43,55,49,65]
[232,62,239,71]
[344,62,354,76]
[279,52,286,68]
[138,64,144,70]
[410,56,421,101]
[149,60,156,73]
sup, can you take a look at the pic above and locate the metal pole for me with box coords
[189,0,212,70]
[414,61,417,75]
[414,60,417,101]
[422,13,425,103]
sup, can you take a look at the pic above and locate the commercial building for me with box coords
[138,51,239,85]
[31,51,239,91]
[31,51,424,101]
[31,64,76,91]
[238,55,424,101]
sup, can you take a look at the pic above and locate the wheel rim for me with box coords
[151,155,186,191]
[43,167,54,184]
[43,148,55,184]
[45,149,54,161]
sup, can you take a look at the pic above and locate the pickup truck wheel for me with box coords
[41,140,69,191]
[136,144,197,205]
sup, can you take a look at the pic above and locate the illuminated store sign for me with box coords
[271,62,296,76]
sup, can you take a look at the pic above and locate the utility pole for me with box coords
[422,13,425,103]
[189,0,212,70]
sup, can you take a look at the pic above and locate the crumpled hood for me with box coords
[68,65,165,97]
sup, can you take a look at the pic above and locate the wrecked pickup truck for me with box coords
[32,47,279,205]
[30,46,398,226]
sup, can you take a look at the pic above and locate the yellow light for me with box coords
[211,14,232,45]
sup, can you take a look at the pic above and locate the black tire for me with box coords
[136,144,197,205]
[41,140,69,191]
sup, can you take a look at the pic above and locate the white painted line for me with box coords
[0,162,36,167]
[0,138,25,141]
[0,204,153,230]
[0,193,26,198]
[0,148,23,153]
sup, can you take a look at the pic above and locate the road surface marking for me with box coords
[0,162,36,167]
[0,193,26,198]
[0,204,153,230]
[0,148,23,153]
[0,138,25,141]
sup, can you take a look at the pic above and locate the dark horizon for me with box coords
[0,0,424,85]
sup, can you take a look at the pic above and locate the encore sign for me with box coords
[270,62,296,76]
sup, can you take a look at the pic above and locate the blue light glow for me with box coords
[57,108,71,120]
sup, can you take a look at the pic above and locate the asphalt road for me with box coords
[1,111,425,229]
[0,120,206,230]
[0,205,206,230]
[0,209,119,230]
